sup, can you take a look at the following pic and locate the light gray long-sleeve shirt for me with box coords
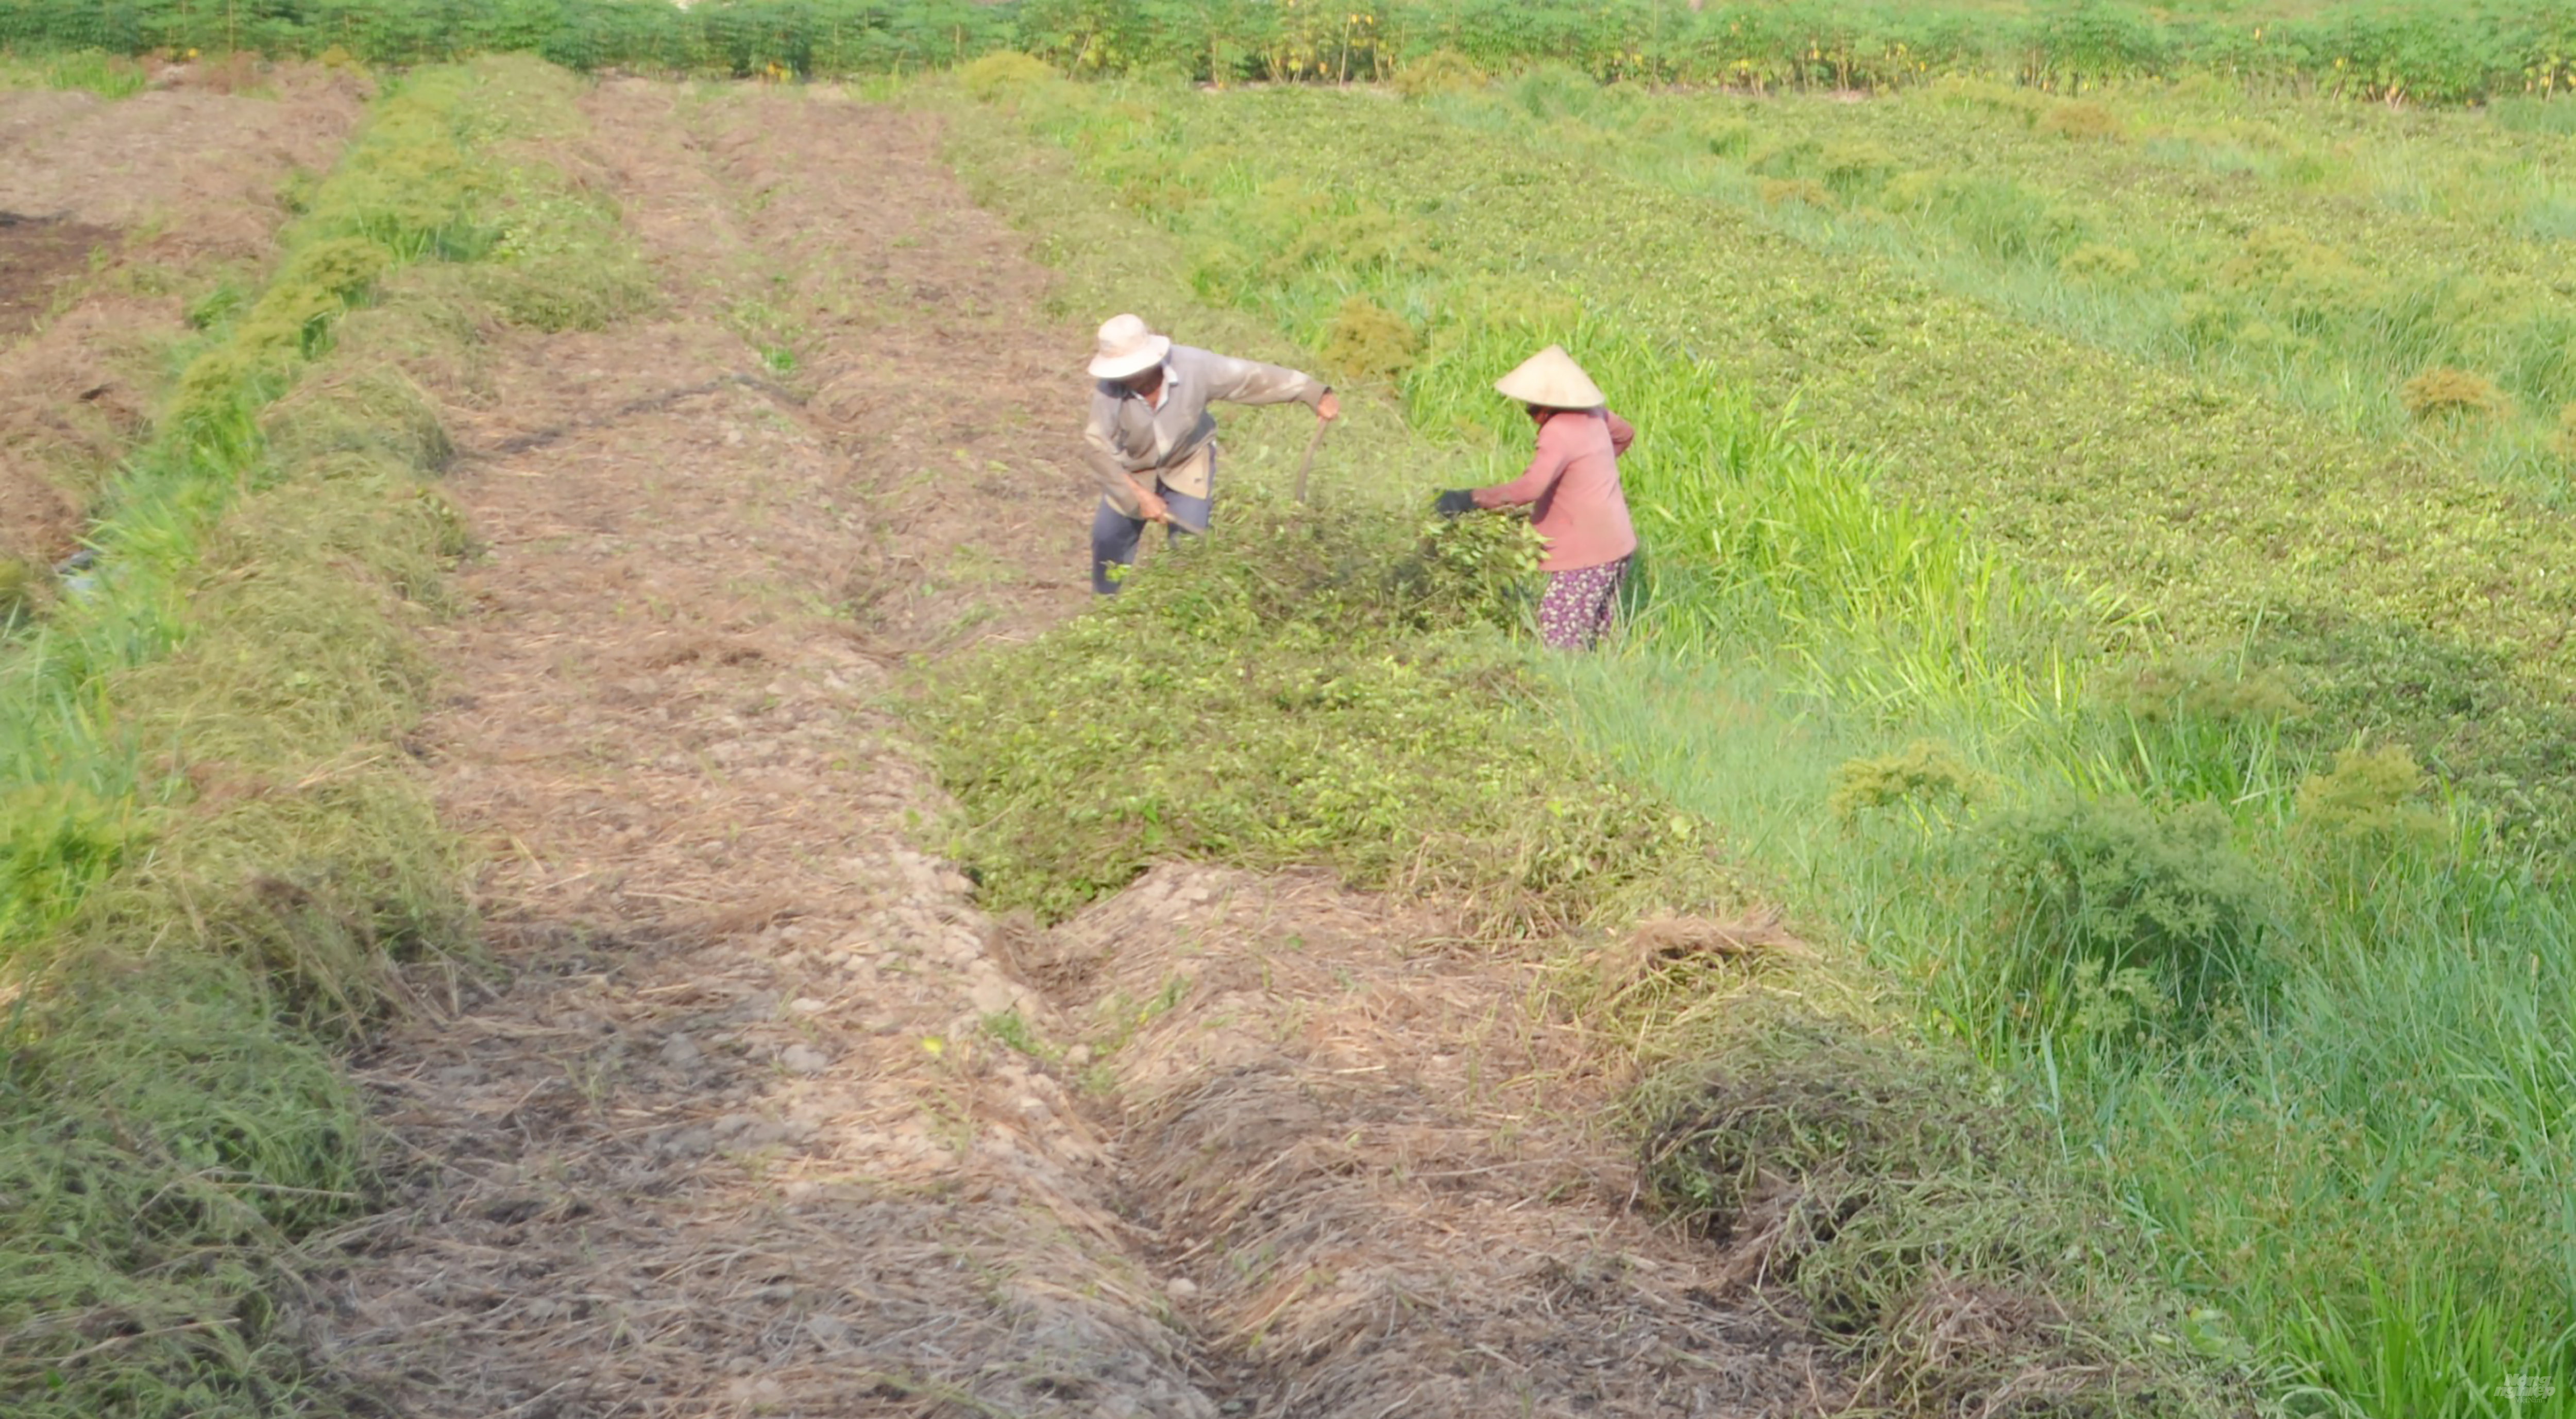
[1081,345,1326,515]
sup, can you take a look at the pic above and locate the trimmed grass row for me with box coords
[0,56,649,1416]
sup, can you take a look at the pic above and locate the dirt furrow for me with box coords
[307,86,1832,1418]
[1,64,364,573]
[309,81,1196,1417]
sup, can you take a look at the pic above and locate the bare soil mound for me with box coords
[0,64,364,263]
[0,65,363,570]
[302,88,1839,1417]
[0,212,110,335]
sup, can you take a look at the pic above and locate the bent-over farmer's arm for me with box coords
[1606,410,1635,457]
[1197,352,1334,413]
[1472,432,1573,510]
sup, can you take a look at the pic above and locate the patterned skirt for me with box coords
[1536,555,1631,651]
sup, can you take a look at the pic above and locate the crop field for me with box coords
[953,53,2576,1411]
[3,8,2575,1419]
[937,57,2576,1418]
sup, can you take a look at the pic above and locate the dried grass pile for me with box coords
[1638,1005,2251,1418]
[1035,865,1841,1417]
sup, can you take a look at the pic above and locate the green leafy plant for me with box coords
[2295,743,2442,849]
[1827,739,1985,823]
[1389,47,1484,98]
[2058,240,2140,283]
[2400,366,2507,421]
[1984,794,2276,1028]
[1318,295,1421,384]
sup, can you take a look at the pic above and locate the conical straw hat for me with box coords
[1494,345,1605,409]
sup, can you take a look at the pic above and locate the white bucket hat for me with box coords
[1494,344,1605,409]
[1089,313,1173,380]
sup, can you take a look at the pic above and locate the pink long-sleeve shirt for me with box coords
[1472,408,1638,572]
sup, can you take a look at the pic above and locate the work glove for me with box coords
[1433,489,1478,519]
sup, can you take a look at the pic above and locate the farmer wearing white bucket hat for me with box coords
[1080,313,1340,595]
[1433,345,1637,649]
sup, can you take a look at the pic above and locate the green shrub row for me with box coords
[12,0,2576,102]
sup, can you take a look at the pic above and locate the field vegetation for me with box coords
[920,102,2250,1412]
[0,56,648,1414]
[8,0,2576,100]
[5,8,2575,1415]
[935,55,2576,1418]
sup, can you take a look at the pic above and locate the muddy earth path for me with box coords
[305,85,1838,1418]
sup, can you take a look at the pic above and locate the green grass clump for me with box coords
[0,559,37,630]
[1984,793,2277,1031]
[1828,738,1985,823]
[1318,295,1420,385]
[917,490,1737,936]
[958,49,1057,101]
[2036,97,2122,141]
[1388,47,1485,98]
[0,953,368,1418]
[1638,1006,2250,1416]
[2400,365,2507,421]
[2292,742,2442,850]
[2058,240,2141,283]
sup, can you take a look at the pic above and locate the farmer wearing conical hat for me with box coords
[1434,345,1638,650]
[1080,314,1341,595]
